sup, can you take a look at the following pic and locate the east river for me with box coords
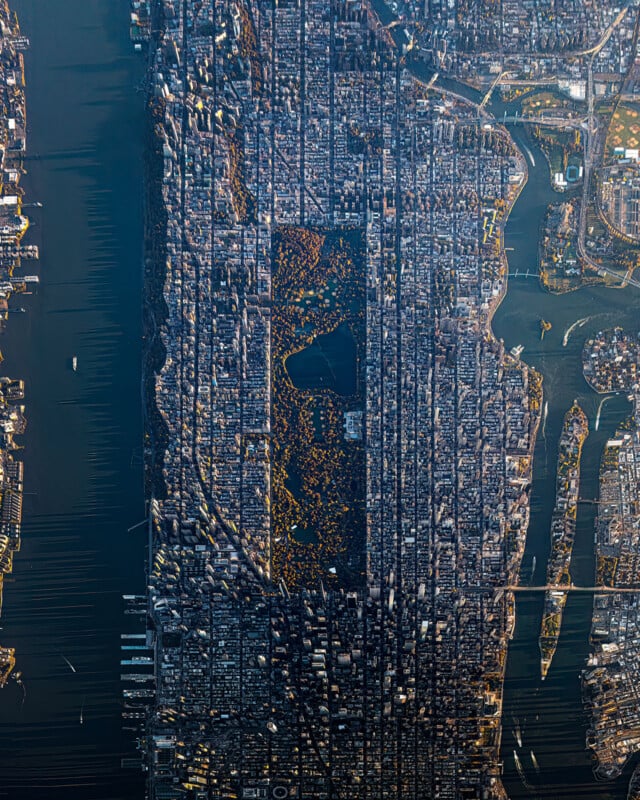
[495,125,640,799]
[0,3,639,799]
[0,2,145,799]
[403,35,640,792]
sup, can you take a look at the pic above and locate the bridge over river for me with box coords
[463,584,640,594]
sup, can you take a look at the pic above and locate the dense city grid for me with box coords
[143,0,639,797]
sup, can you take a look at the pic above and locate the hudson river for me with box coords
[0,2,145,798]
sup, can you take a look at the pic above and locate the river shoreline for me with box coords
[494,112,640,800]
[142,93,170,503]
[0,0,31,691]
[0,2,146,796]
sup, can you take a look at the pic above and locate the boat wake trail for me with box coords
[61,655,76,674]
[523,145,536,167]
[513,750,534,790]
[595,395,613,432]
[530,749,540,775]
[562,316,591,347]
[512,717,523,748]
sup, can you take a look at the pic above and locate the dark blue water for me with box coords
[0,2,145,798]
[285,322,358,396]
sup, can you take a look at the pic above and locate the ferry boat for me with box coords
[513,718,523,748]
[530,750,540,774]
[72,356,77,372]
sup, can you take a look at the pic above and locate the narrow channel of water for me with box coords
[0,2,145,798]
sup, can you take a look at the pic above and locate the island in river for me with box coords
[539,401,588,680]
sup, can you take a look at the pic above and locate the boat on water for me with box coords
[524,145,536,167]
[513,750,526,782]
[513,718,522,748]
[513,750,522,771]
[595,395,612,432]
[61,654,76,673]
[72,356,77,372]
[530,750,540,774]
[562,315,590,347]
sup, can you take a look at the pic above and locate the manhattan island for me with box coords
[141,0,640,798]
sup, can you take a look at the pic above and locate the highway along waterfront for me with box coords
[493,124,640,799]
[0,2,145,799]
